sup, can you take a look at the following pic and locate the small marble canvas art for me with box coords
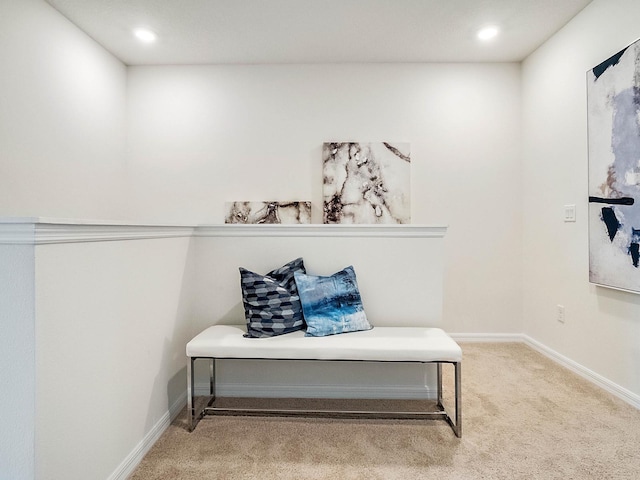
[323,142,411,224]
[225,201,311,224]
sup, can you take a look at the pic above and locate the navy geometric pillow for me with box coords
[239,258,306,338]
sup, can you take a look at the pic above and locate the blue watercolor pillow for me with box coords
[294,266,372,337]
[239,258,306,338]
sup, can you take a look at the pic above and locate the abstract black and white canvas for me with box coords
[588,39,640,293]
[323,142,410,224]
[225,201,311,224]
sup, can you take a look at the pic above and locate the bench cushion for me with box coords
[187,325,462,363]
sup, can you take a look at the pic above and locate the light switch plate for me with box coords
[564,204,576,222]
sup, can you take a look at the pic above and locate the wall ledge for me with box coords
[0,218,195,245]
[0,218,447,244]
[196,224,447,238]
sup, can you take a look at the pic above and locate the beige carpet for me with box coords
[131,343,640,479]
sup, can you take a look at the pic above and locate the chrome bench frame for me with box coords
[187,357,461,437]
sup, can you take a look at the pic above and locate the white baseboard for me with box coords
[107,392,186,480]
[522,335,640,410]
[452,332,640,410]
[195,382,435,399]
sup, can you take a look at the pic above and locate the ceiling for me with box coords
[45,0,593,65]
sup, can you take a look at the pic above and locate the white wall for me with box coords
[0,1,128,477]
[0,243,35,480]
[0,0,127,220]
[522,0,640,399]
[34,235,195,480]
[127,63,523,335]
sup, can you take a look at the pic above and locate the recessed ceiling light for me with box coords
[133,28,157,43]
[477,26,499,41]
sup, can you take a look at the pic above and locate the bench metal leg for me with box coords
[436,361,461,437]
[456,361,462,436]
[188,357,216,432]
[436,363,443,408]
[209,358,215,395]
[448,361,462,438]
[187,357,196,431]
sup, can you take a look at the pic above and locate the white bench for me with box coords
[186,325,462,437]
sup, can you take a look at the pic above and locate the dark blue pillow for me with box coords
[294,265,372,337]
[239,258,306,338]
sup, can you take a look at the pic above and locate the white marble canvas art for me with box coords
[323,142,410,224]
[225,201,311,224]
[588,39,640,293]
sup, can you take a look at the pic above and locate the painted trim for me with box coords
[0,223,36,245]
[452,333,640,409]
[0,218,447,244]
[33,223,195,245]
[107,391,186,480]
[523,335,640,410]
[195,224,448,238]
[0,219,195,245]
